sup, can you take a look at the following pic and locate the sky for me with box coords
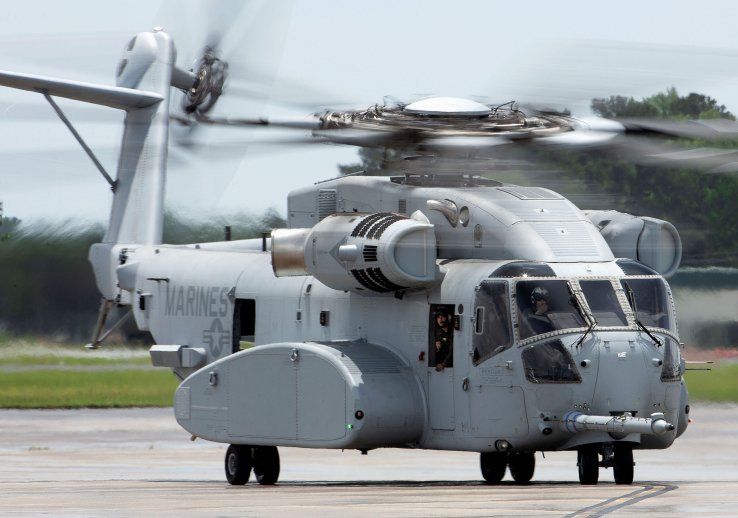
[2,0,738,227]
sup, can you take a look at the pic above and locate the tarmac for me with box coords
[1,404,737,517]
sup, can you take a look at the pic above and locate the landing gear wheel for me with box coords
[253,446,280,485]
[225,445,253,485]
[577,446,599,485]
[508,452,535,484]
[480,452,507,484]
[613,443,634,485]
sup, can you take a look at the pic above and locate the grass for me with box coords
[0,369,179,408]
[0,354,151,367]
[0,334,735,407]
[0,336,176,408]
[684,362,738,403]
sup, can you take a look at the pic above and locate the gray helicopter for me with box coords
[6,24,730,487]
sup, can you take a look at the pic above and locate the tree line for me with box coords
[559,88,738,266]
[0,210,285,342]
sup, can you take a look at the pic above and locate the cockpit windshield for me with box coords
[516,279,633,340]
[579,280,628,327]
[471,275,676,361]
[516,280,585,340]
[621,278,672,330]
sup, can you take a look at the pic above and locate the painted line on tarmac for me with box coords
[564,484,677,518]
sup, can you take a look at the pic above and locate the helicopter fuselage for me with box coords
[103,174,688,456]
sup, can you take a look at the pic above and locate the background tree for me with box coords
[0,210,286,342]
[583,88,738,265]
[592,88,734,120]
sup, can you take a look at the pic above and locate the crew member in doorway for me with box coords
[433,310,453,371]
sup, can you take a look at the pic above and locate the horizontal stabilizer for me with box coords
[0,69,162,111]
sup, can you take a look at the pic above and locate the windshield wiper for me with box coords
[623,282,662,347]
[568,284,597,348]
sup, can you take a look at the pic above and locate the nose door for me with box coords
[592,338,650,414]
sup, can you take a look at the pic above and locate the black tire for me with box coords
[508,452,535,484]
[225,445,253,485]
[577,446,599,485]
[480,452,507,484]
[253,446,280,485]
[613,443,634,485]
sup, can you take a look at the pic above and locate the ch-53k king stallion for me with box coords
[3,26,711,487]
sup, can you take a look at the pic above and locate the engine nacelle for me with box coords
[272,211,440,294]
[585,210,682,277]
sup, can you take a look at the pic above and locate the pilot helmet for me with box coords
[531,286,549,304]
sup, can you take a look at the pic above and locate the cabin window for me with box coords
[521,339,581,383]
[472,281,512,364]
[515,280,585,340]
[620,278,672,330]
[579,280,628,326]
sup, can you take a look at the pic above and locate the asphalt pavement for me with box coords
[1,404,736,517]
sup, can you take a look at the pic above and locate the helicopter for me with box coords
[5,20,735,487]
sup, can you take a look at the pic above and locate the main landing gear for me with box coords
[480,443,635,485]
[480,451,536,484]
[225,445,280,486]
[577,443,635,485]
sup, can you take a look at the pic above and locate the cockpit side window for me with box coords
[580,280,628,327]
[472,281,512,364]
[516,280,585,340]
[661,337,682,382]
[521,339,581,383]
[620,278,672,330]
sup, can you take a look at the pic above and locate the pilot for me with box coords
[433,310,453,372]
[528,287,555,335]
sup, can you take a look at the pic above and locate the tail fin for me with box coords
[0,29,174,245]
[0,29,175,303]
[104,29,174,245]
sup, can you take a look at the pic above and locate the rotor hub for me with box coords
[182,47,228,116]
[403,97,492,117]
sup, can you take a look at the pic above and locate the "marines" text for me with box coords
[165,285,229,317]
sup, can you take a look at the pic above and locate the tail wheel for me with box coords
[508,452,535,484]
[577,445,599,485]
[253,446,280,485]
[613,443,634,485]
[225,444,253,485]
[480,452,507,484]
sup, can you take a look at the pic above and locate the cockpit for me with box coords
[471,261,679,379]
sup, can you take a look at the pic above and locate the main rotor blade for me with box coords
[608,136,738,173]
[618,118,738,140]
[188,113,322,130]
